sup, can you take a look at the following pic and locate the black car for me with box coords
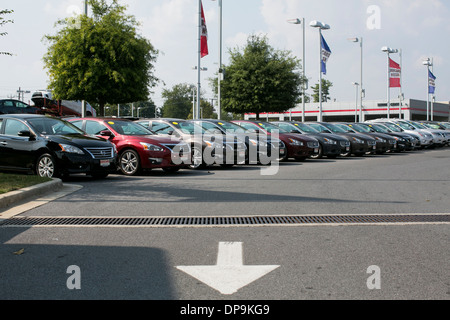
[339,122,397,154]
[136,118,247,168]
[305,122,377,157]
[272,121,350,159]
[0,99,44,115]
[359,123,416,152]
[0,114,117,178]
[187,119,286,164]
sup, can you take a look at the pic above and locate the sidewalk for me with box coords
[0,179,82,220]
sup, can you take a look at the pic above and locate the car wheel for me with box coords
[189,147,204,169]
[310,145,323,159]
[162,167,180,173]
[119,149,141,176]
[36,153,57,178]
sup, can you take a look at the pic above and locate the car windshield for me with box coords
[307,123,332,133]
[292,122,319,133]
[257,122,288,133]
[406,121,423,129]
[396,121,415,130]
[349,123,371,133]
[332,123,354,133]
[27,117,85,135]
[421,123,440,130]
[171,121,206,134]
[107,120,154,135]
[383,122,402,132]
[215,121,247,134]
[370,124,390,133]
[439,122,450,129]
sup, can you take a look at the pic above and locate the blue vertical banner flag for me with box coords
[321,34,331,75]
[428,70,436,94]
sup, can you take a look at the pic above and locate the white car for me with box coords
[367,119,433,149]
[402,120,446,147]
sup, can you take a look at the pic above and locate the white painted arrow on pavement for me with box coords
[176,242,280,295]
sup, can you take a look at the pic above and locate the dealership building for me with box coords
[245,99,450,122]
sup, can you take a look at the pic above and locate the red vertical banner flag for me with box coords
[201,2,209,58]
[389,58,401,88]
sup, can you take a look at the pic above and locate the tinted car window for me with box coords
[27,118,84,135]
[4,119,29,136]
[85,121,108,135]
[0,119,3,132]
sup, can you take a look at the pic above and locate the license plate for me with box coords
[346,147,350,151]
[373,146,376,150]
[314,148,319,153]
[280,148,286,155]
[239,151,246,157]
[100,159,110,167]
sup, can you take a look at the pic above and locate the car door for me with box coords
[0,118,38,170]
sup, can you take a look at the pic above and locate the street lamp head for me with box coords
[352,82,359,86]
[321,23,331,30]
[382,46,398,54]
[310,20,324,28]
[422,59,432,66]
[287,18,302,25]
[348,37,359,43]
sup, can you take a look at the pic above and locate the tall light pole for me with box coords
[381,46,398,119]
[349,37,363,122]
[352,82,359,122]
[212,0,223,119]
[310,20,330,122]
[423,58,433,121]
[288,18,307,122]
[81,0,88,117]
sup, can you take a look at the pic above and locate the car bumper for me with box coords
[56,153,117,175]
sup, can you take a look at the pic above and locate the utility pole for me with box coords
[17,87,31,102]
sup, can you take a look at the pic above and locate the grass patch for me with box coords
[0,173,52,194]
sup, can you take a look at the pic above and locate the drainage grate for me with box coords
[1,214,449,227]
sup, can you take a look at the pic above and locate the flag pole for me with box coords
[196,0,202,120]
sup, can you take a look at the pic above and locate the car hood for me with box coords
[47,134,113,147]
[124,135,183,145]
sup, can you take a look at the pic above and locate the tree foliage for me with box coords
[312,79,333,103]
[1,9,14,56]
[160,83,195,119]
[43,0,159,116]
[219,34,303,119]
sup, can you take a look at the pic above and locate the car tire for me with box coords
[310,145,323,159]
[189,147,205,169]
[36,153,58,178]
[119,149,141,176]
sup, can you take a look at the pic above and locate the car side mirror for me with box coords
[18,130,33,137]
[167,130,174,135]
[99,130,113,137]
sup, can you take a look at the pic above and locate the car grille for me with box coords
[269,140,285,149]
[367,141,376,146]
[307,141,320,148]
[340,141,351,147]
[84,147,114,159]
[389,140,396,145]
[163,144,190,154]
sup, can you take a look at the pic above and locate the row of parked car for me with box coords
[0,113,449,179]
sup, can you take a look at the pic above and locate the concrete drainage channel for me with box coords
[1,214,449,227]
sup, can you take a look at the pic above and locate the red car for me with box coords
[68,118,190,175]
[231,120,320,161]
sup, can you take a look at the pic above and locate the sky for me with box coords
[1,0,449,111]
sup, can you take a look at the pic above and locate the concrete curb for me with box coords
[0,178,63,210]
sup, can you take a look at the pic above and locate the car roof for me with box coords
[0,114,49,120]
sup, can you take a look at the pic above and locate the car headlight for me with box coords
[323,138,337,145]
[204,140,226,149]
[352,137,364,144]
[287,138,303,146]
[375,137,386,143]
[140,142,164,152]
[59,144,84,155]
[249,138,267,148]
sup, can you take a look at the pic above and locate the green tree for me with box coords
[1,9,14,56]
[187,100,217,119]
[43,0,159,116]
[160,83,195,119]
[312,79,333,103]
[219,34,303,119]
